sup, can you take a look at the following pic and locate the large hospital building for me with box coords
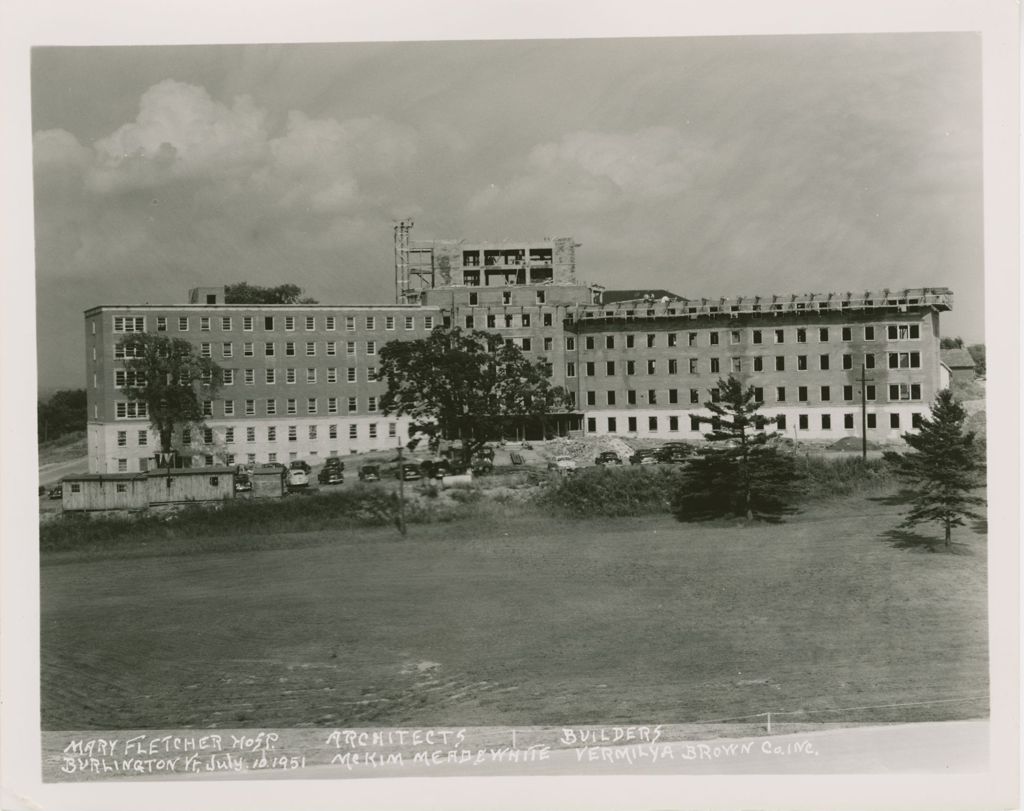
[83,225,953,473]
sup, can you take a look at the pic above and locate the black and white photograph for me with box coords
[1,1,1019,809]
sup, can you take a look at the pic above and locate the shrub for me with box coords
[536,466,687,517]
[794,455,895,500]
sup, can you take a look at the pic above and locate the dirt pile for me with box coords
[540,435,635,463]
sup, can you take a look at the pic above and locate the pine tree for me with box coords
[675,376,799,521]
[883,390,984,548]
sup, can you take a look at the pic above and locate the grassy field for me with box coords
[40,494,988,731]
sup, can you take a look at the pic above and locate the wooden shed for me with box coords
[61,473,148,512]
[146,466,236,506]
[250,467,287,499]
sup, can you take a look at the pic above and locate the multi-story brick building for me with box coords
[83,234,953,474]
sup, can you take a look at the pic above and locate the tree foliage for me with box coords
[379,327,570,465]
[121,334,222,455]
[224,282,318,304]
[883,389,984,548]
[38,389,87,441]
[966,343,986,377]
[939,336,964,350]
[674,375,800,521]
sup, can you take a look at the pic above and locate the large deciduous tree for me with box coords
[379,327,570,466]
[883,389,985,548]
[121,334,222,456]
[674,375,799,521]
[224,282,318,304]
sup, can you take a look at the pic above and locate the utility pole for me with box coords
[395,442,407,536]
[860,363,875,461]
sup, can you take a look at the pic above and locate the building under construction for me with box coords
[80,223,953,473]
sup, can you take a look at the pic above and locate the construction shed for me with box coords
[61,467,236,512]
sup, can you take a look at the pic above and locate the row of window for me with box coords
[581,383,923,407]
[465,290,551,305]
[110,314,435,334]
[586,411,922,434]
[463,312,556,329]
[177,421,399,445]
[114,396,381,420]
[571,324,921,351]
[566,352,922,377]
[115,367,381,388]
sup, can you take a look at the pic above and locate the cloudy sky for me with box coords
[32,34,982,391]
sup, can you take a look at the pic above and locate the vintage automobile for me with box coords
[628,449,661,465]
[289,460,312,474]
[358,464,381,482]
[655,443,695,463]
[396,463,423,482]
[317,467,344,485]
[322,457,345,472]
[48,484,63,500]
[594,451,623,466]
[547,455,578,474]
[233,474,253,493]
[285,467,310,491]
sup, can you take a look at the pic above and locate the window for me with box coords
[887,324,920,340]
[300,315,313,331]
[607,417,617,433]
[890,413,901,429]
[224,400,235,416]
[585,336,595,350]
[424,316,434,330]
[200,316,211,332]
[521,338,532,352]
[367,341,377,356]
[708,332,718,346]
[303,342,315,357]
[285,316,296,331]
[175,316,189,332]
[750,356,763,372]
[750,329,763,345]
[820,385,831,401]
[888,352,921,369]
[116,460,128,473]
[327,368,337,384]
[775,356,785,371]
[221,342,234,359]
[774,329,785,344]
[565,363,576,380]
[627,360,636,375]
[286,369,296,384]
[668,359,678,374]
[521,314,531,328]
[306,368,317,384]
[464,315,475,329]
[690,389,700,404]
[731,357,742,373]
[346,316,356,331]
[347,397,357,412]
[669,416,679,432]
[328,396,338,414]
[203,428,214,444]
[117,430,127,447]
[912,413,923,428]
[349,424,358,439]
[365,316,376,330]
[648,416,658,431]
[690,416,701,432]
[267,398,277,415]
[565,337,576,351]
[585,362,595,376]
[346,341,356,357]
[326,341,336,356]
[586,391,596,406]
[404,315,414,330]
[843,385,854,401]
[889,383,922,401]
[244,369,255,385]
[797,328,807,344]
[867,413,877,428]
[864,326,875,341]
[648,389,658,405]
[156,317,167,332]
[261,369,274,385]
[730,330,741,345]
[264,316,274,331]
[263,342,275,357]
[819,355,830,370]
[606,391,616,406]
[798,386,808,402]
[308,398,318,414]
[114,401,148,419]
[243,342,254,358]
[288,426,297,442]
[819,327,829,342]
[798,414,809,430]
[776,386,786,402]
[797,355,808,371]
[606,361,615,375]
[287,398,297,415]
[368,396,378,413]
[114,369,146,388]
[647,360,657,374]
[866,385,876,401]
[688,358,698,374]
[309,425,318,440]
[113,316,145,333]
[367,423,377,439]
[841,326,852,341]
[821,414,831,430]
[687,332,698,347]
[543,337,553,351]
[865,354,876,370]
[245,399,255,416]
[224,427,234,444]
[243,316,254,332]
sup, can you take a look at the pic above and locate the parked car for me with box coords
[595,451,623,466]
[629,449,660,465]
[396,463,422,481]
[289,460,312,474]
[48,484,63,500]
[655,444,695,463]
[286,468,309,491]
[233,475,253,493]
[547,455,578,474]
[420,459,451,479]
[358,464,381,482]
[38,485,47,497]
[317,467,344,485]
[323,457,345,471]
[259,462,288,473]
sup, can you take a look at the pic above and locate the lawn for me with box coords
[40,494,988,731]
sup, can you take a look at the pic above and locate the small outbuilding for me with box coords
[940,348,977,385]
[250,466,287,499]
[61,466,236,512]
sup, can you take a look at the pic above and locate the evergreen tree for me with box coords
[883,389,984,548]
[674,376,800,521]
